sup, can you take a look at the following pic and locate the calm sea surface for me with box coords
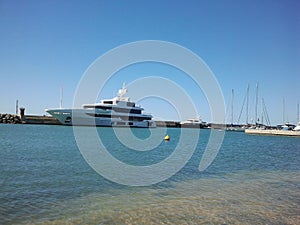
[1,124,299,224]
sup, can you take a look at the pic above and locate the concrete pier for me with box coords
[245,129,300,137]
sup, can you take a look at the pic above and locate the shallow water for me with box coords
[1,124,299,224]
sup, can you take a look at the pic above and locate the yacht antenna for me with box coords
[16,100,19,115]
[60,87,63,109]
[117,83,128,101]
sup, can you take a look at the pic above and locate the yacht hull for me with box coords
[46,109,156,128]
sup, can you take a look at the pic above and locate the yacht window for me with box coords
[84,105,95,109]
[95,105,112,110]
[127,102,135,107]
[130,109,141,114]
[65,117,72,123]
[113,107,141,114]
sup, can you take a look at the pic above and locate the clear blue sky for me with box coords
[0,0,299,125]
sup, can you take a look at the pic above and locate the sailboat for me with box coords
[277,98,297,130]
[293,102,300,131]
[226,88,246,132]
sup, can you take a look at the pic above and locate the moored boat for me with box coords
[294,122,300,131]
[46,84,156,128]
[180,117,207,128]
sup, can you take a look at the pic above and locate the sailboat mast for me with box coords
[255,82,258,125]
[297,102,299,123]
[231,89,234,125]
[261,99,264,125]
[246,84,249,124]
[282,98,285,124]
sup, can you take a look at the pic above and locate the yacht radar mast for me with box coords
[117,83,129,101]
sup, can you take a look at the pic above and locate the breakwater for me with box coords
[0,114,61,125]
[0,113,21,124]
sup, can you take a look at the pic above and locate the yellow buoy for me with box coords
[164,134,170,141]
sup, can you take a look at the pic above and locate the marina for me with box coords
[0,1,299,224]
[2,110,300,138]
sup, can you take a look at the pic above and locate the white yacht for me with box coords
[46,84,156,128]
[180,117,207,128]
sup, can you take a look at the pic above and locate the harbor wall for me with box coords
[0,112,249,129]
[155,121,181,127]
[23,115,61,125]
[0,114,188,127]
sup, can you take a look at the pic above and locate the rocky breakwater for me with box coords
[0,113,21,124]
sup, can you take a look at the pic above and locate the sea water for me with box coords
[0,124,299,224]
